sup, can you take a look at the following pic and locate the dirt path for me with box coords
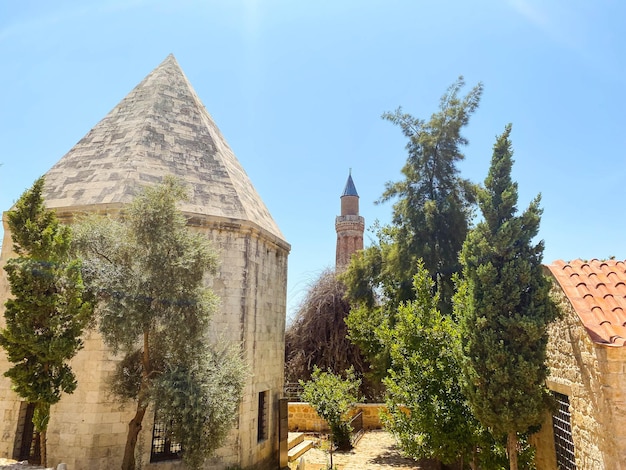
[2,431,435,470]
[295,430,439,470]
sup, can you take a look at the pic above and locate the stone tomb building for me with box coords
[532,259,626,470]
[0,55,290,469]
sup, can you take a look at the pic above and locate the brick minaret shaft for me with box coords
[335,171,365,270]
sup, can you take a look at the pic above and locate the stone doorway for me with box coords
[13,402,40,464]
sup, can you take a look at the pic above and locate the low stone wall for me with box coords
[288,403,386,432]
[359,403,387,429]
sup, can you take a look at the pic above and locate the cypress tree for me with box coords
[455,125,557,470]
[0,177,93,466]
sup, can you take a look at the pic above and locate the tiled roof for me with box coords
[42,54,285,241]
[341,173,359,197]
[547,259,626,346]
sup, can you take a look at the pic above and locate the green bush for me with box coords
[300,366,361,450]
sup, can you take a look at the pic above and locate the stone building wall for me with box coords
[0,211,289,470]
[0,208,149,469]
[0,220,23,458]
[532,285,626,470]
[193,216,289,469]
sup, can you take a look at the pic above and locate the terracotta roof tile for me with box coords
[601,295,620,313]
[547,259,626,346]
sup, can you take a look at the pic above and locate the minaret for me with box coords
[335,170,365,270]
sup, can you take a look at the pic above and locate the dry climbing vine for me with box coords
[285,270,377,398]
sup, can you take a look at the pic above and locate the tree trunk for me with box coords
[507,431,518,470]
[121,402,147,470]
[40,430,47,467]
[471,445,478,470]
[122,331,151,470]
[32,402,50,467]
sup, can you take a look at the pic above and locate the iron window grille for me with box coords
[150,415,182,462]
[552,391,576,470]
[258,390,269,442]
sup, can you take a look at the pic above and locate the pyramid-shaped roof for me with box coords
[43,54,284,240]
[341,172,359,197]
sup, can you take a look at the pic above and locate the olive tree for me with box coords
[74,177,246,470]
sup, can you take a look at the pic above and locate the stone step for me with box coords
[288,431,304,450]
[288,439,315,462]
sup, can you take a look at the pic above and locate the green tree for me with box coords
[149,339,248,470]
[343,77,482,379]
[0,177,93,466]
[73,177,246,470]
[300,366,361,452]
[381,260,481,466]
[454,125,557,470]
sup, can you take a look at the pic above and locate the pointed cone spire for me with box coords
[42,54,284,240]
[341,170,359,197]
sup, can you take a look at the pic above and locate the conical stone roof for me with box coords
[43,54,284,240]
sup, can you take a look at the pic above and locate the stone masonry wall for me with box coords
[0,221,21,459]
[532,285,626,470]
[0,212,289,470]
[288,403,387,432]
[194,217,288,470]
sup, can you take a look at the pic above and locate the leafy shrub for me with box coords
[300,366,361,450]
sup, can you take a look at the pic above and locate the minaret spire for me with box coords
[335,170,365,270]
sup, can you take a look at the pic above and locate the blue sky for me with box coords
[1,1,625,317]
